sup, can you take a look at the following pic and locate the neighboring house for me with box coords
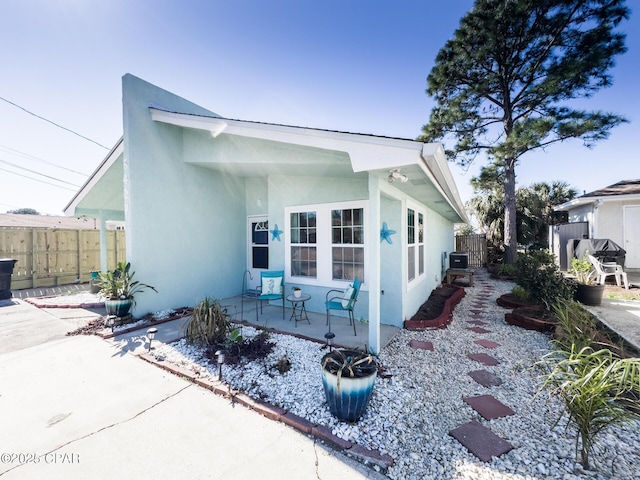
[64,74,467,353]
[553,180,640,271]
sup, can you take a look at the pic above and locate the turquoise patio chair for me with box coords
[256,270,285,321]
[325,277,361,336]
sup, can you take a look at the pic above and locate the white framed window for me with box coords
[290,211,317,278]
[407,204,425,284]
[286,200,367,287]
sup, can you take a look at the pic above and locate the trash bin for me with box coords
[90,271,101,294]
[0,259,18,300]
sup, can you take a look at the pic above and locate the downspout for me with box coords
[592,200,602,238]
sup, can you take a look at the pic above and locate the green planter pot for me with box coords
[321,350,377,422]
[105,298,133,317]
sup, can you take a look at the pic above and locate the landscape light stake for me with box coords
[106,315,116,333]
[147,327,158,352]
[324,331,335,352]
[215,350,225,380]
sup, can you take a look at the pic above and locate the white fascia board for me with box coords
[150,107,422,166]
[64,138,124,215]
[554,193,640,211]
[421,144,468,223]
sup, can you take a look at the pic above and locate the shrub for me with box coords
[498,263,516,276]
[516,250,575,312]
[552,300,599,353]
[511,285,530,301]
[184,297,231,346]
[538,346,640,470]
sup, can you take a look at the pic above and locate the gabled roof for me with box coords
[582,179,640,197]
[554,179,640,211]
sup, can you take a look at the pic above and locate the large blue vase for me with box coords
[105,298,133,317]
[321,350,377,422]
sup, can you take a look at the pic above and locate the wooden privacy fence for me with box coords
[0,228,126,290]
[455,233,488,268]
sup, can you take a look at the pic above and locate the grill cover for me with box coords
[567,239,626,267]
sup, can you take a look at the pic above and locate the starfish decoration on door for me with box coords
[270,224,283,241]
[380,222,396,244]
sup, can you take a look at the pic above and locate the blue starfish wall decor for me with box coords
[380,222,396,244]
[270,224,283,241]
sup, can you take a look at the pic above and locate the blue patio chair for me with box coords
[325,277,361,336]
[256,270,285,321]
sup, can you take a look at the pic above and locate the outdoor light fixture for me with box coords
[106,315,116,333]
[214,350,225,380]
[147,327,158,352]
[324,331,335,352]
[388,169,408,184]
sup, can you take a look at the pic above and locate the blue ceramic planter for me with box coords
[105,298,133,317]
[321,350,377,422]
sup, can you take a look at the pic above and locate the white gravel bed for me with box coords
[28,291,105,306]
[152,278,640,479]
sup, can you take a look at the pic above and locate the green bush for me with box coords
[516,250,575,312]
[552,300,599,353]
[538,346,640,470]
[184,297,231,346]
[511,285,530,301]
[498,263,516,276]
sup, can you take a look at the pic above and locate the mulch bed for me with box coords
[409,285,459,322]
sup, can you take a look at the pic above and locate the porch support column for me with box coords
[367,174,381,354]
[99,211,108,272]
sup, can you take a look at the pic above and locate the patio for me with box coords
[220,293,400,351]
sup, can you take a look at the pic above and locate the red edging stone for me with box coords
[404,284,466,330]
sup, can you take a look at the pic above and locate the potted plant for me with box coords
[292,286,302,298]
[98,262,157,317]
[321,349,377,422]
[570,254,604,306]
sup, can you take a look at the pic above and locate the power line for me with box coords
[0,144,89,176]
[0,158,80,187]
[0,166,77,191]
[0,95,110,150]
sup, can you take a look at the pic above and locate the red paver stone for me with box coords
[449,420,514,462]
[469,309,485,315]
[409,339,434,351]
[467,327,491,334]
[467,353,500,366]
[474,339,500,349]
[468,320,489,326]
[464,395,515,420]
[467,369,503,387]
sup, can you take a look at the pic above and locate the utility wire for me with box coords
[0,144,89,176]
[0,166,77,191]
[0,158,80,187]
[0,95,110,150]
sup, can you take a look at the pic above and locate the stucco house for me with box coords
[552,180,640,272]
[65,74,467,352]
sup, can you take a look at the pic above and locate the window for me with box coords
[286,201,366,286]
[332,208,364,281]
[408,206,425,283]
[290,212,317,277]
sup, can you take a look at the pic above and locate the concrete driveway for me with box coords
[0,301,383,479]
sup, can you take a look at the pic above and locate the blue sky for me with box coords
[1,0,638,216]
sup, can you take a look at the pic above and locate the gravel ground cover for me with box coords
[148,277,640,479]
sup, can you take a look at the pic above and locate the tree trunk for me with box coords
[503,158,517,264]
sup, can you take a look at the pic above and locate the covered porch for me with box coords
[219,293,400,351]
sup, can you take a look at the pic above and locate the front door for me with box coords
[247,216,269,291]
[624,206,640,269]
